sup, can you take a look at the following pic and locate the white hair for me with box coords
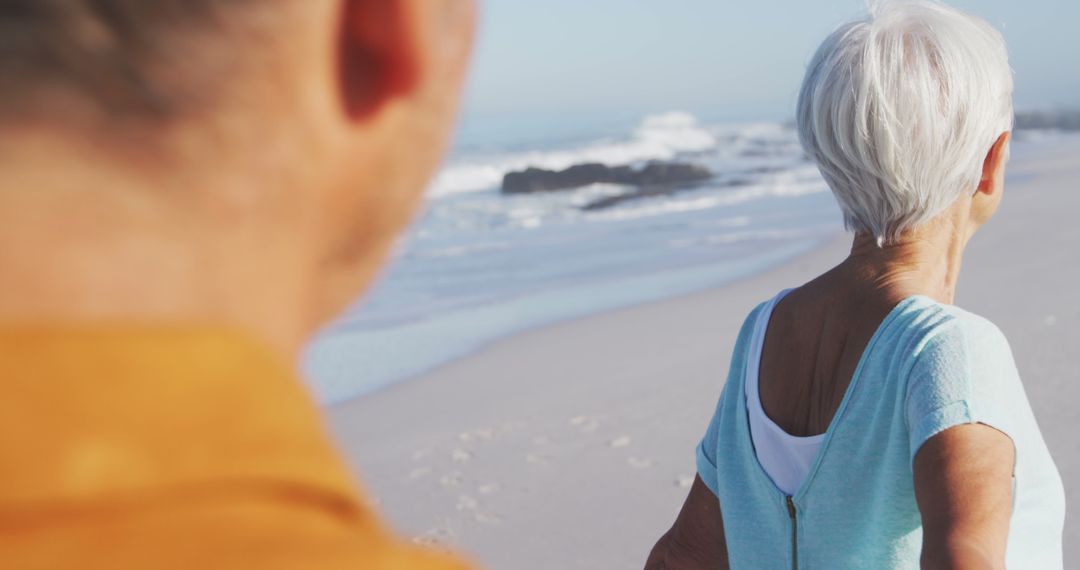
[796,0,1014,246]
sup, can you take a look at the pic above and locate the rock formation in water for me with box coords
[502,161,713,195]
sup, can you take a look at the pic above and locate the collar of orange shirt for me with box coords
[0,326,359,512]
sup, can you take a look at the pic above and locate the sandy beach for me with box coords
[328,136,1080,569]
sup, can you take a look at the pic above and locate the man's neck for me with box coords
[0,132,315,359]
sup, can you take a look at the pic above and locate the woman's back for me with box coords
[757,278,907,439]
[694,290,1065,568]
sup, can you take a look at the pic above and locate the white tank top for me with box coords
[746,288,824,496]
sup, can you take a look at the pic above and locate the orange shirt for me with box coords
[0,327,471,570]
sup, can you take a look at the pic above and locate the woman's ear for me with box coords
[976,131,1011,196]
[968,131,1011,231]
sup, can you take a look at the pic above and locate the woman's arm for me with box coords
[913,423,1015,570]
[644,476,729,569]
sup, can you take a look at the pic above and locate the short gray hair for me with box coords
[796,0,1013,246]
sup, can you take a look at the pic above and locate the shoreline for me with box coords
[328,229,845,406]
[328,136,1080,569]
[316,233,835,406]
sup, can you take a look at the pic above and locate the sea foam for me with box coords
[429,112,719,198]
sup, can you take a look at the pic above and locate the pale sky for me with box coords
[457,0,1079,138]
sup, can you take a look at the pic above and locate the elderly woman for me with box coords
[645,2,1065,569]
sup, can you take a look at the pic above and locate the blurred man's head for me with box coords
[0,0,475,353]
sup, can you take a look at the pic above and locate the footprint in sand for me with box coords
[609,436,632,448]
[568,415,600,434]
[412,448,433,461]
[532,435,551,446]
[440,471,464,488]
[456,495,479,512]
[412,535,440,547]
[675,473,696,488]
[477,482,500,495]
[451,448,473,463]
[458,428,495,443]
[628,456,656,469]
[525,453,548,465]
[408,466,432,480]
[413,526,455,547]
[456,495,501,524]
[474,511,502,525]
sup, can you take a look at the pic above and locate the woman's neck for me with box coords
[840,214,972,306]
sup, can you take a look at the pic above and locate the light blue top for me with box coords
[696,293,1065,569]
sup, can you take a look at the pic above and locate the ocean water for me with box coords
[304,112,844,404]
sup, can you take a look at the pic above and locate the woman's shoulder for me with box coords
[898,297,1025,423]
[888,295,1013,359]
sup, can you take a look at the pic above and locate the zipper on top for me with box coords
[786,495,798,570]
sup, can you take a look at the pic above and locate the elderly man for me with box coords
[0,1,475,568]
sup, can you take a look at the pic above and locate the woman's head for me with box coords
[796,0,1013,246]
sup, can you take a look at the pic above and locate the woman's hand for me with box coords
[644,476,729,569]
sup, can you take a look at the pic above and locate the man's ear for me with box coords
[976,131,1011,195]
[338,0,422,120]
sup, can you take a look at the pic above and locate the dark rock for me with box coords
[1014,110,1080,131]
[582,176,753,211]
[501,161,713,195]
[502,163,629,194]
[628,162,712,186]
